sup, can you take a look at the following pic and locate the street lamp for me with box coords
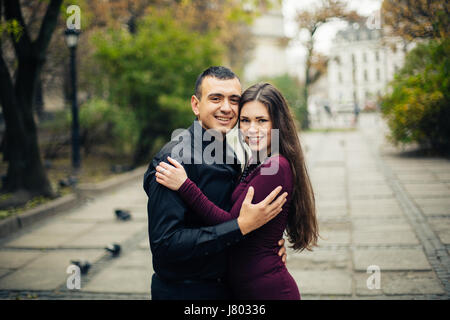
[65,28,81,170]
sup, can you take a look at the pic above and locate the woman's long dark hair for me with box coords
[239,83,319,252]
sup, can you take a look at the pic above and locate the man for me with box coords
[143,66,287,300]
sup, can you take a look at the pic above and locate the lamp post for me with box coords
[65,28,81,170]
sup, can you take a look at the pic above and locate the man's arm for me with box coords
[146,171,243,264]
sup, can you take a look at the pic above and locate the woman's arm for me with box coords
[155,156,287,228]
[178,178,236,225]
[154,156,234,225]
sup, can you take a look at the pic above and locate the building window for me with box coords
[364,70,368,82]
[338,72,343,83]
[363,52,367,63]
[376,68,380,81]
[375,51,379,61]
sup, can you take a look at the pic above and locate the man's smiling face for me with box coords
[191,76,241,135]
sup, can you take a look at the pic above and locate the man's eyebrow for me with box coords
[207,93,241,99]
[207,93,224,98]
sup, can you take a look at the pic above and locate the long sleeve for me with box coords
[244,159,292,205]
[144,157,243,264]
[177,156,293,227]
[178,178,236,225]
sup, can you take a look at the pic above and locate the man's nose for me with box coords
[220,99,232,113]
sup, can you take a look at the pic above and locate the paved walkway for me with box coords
[0,113,449,299]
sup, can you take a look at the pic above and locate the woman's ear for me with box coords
[191,95,200,117]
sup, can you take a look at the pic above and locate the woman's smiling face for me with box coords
[239,100,272,153]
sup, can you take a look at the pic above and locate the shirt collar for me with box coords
[188,120,241,167]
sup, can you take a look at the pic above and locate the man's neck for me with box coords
[196,119,226,141]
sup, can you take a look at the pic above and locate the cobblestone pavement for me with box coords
[0,113,448,300]
[290,113,449,299]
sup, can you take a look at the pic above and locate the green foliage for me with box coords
[41,98,138,158]
[255,74,306,129]
[0,19,23,41]
[0,195,50,221]
[78,98,139,155]
[381,39,450,153]
[40,110,71,159]
[89,7,224,163]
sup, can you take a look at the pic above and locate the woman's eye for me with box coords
[259,119,268,123]
[240,119,249,122]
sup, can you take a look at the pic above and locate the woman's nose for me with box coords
[248,123,258,133]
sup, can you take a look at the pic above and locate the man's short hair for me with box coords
[194,66,239,100]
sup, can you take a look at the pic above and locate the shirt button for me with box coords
[226,242,231,246]
[205,252,209,256]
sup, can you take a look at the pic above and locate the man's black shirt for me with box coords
[143,120,244,282]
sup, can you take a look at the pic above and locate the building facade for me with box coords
[327,23,406,112]
[242,4,290,83]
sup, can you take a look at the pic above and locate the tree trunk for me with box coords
[0,0,63,198]
[303,42,314,130]
[0,54,54,197]
[34,75,44,119]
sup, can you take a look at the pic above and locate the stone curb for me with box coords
[0,165,147,239]
[0,194,77,238]
[76,166,147,197]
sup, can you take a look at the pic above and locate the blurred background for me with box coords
[0,0,448,300]
[0,0,448,206]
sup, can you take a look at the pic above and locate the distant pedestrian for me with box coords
[353,102,360,126]
[324,104,332,117]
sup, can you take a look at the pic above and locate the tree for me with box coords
[0,0,63,199]
[381,39,450,153]
[380,0,449,154]
[86,1,273,165]
[381,0,449,41]
[78,0,269,90]
[166,0,274,75]
[295,0,360,128]
[91,7,224,165]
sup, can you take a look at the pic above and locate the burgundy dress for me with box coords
[178,155,301,300]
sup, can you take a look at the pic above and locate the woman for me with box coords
[155,83,318,300]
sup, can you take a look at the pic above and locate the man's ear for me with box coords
[191,95,200,117]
